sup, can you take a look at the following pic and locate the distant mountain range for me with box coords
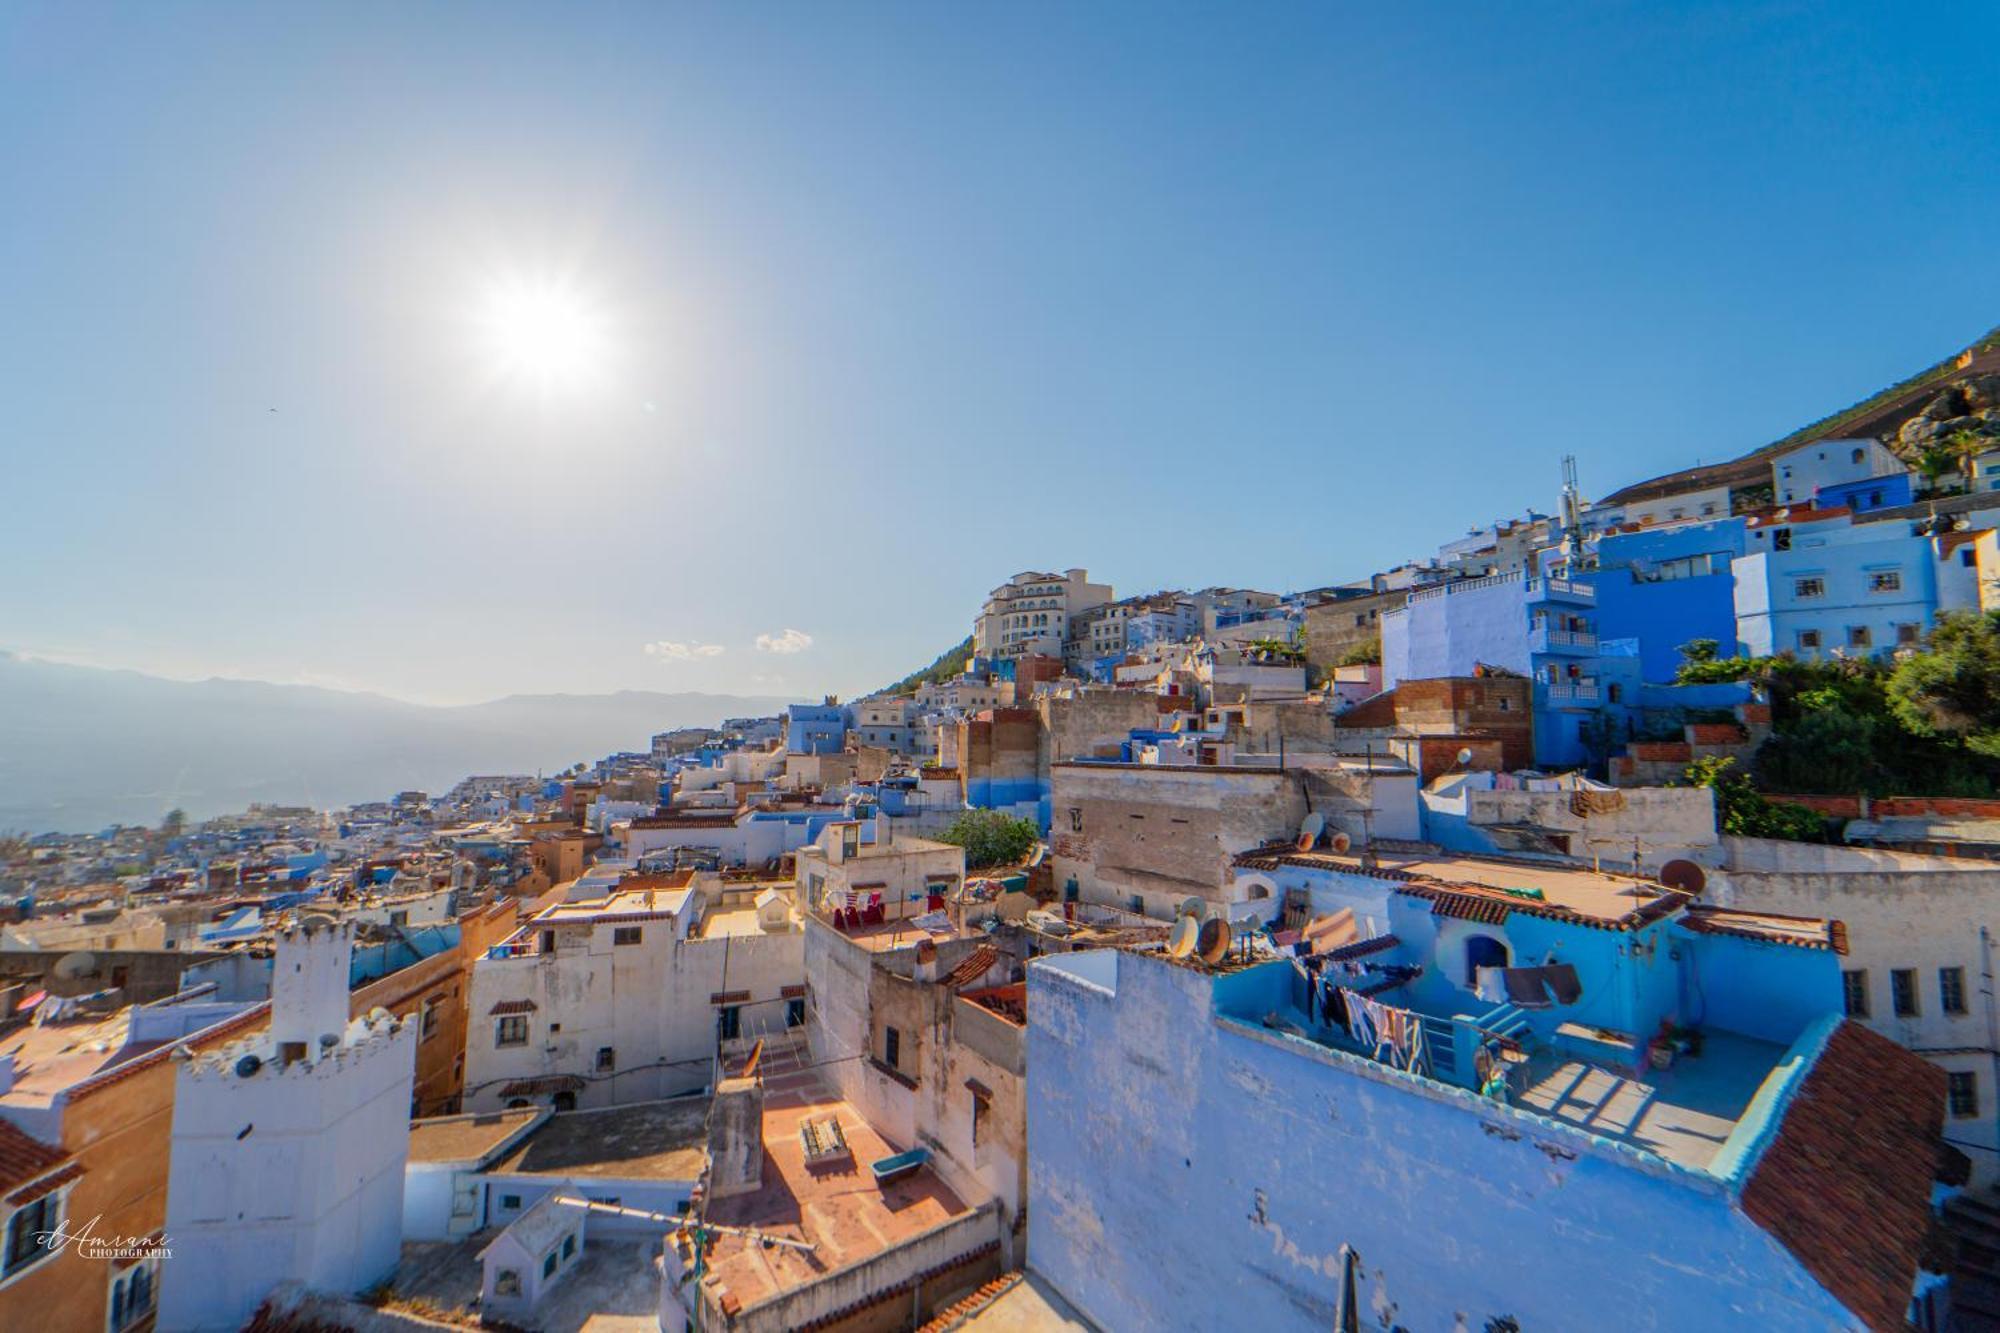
[0,652,794,833]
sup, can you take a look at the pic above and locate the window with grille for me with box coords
[1891,968,1919,1017]
[496,1015,529,1046]
[1950,1070,1979,1119]
[613,926,642,945]
[1841,969,1869,1018]
[1941,967,1968,1015]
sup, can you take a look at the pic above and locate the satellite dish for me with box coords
[1456,748,1475,767]
[319,1033,339,1049]
[1774,507,1791,521]
[368,1006,392,1025]
[1300,812,1325,842]
[1179,896,1205,920]
[1197,917,1232,965]
[1233,914,1262,935]
[235,1054,263,1078]
[1168,915,1199,958]
[1659,859,1708,895]
[1328,831,1352,854]
[52,951,97,983]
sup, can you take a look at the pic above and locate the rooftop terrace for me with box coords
[698,1038,973,1311]
[489,1097,710,1181]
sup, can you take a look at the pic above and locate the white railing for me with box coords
[1528,576,1595,601]
[1544,682,1601,703]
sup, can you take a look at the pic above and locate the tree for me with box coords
[1887,611,2000,755]
[1337,635,1382,667]
[1678,638,1720,665]
[1682,756,1827,842]
[936,810,1039,869]
[160,808,187,838]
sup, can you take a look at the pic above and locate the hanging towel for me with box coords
[1503,967,1554,1009]
[1475,966,1508,1005]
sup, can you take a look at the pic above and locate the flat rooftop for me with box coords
[489,1097,710,1181]
[1515,1031,1789,1171]
[812,912,987,954]
[699,1041,971,1309]
[690,905,771,939]
[932,1271,1095,1331]
[0,1010,154,1107]
[407,1108,541,1165]
[536,886,693,922]
[1241,846,1676,925]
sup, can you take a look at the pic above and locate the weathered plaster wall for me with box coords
[1025,949,1862,1333]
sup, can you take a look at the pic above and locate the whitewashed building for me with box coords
[463,874,804,1113]
[157,919,415,1332]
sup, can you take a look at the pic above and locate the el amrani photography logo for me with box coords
[37,1214,172,1263]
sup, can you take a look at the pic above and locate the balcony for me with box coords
[1542,680,1601,704]
[1526,576,1595,604]
[1529,624,1599,655]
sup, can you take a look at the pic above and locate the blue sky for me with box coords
[5,3,1999,705]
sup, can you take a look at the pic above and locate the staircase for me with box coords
[1942,1192,2000,1331]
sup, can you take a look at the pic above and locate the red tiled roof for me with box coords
[489,999,538,1016]
[1679,905,1848,954]
[944,946,1001,989]
[0,1120,73,1197]
[1741,1021,1945,1332]
[8,1160,84,1207]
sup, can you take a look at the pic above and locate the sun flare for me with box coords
[476,276,610,394]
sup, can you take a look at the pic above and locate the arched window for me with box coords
[1464,934,1509,985]
[1851,446,1865,465]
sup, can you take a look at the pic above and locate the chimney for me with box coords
[706,1075,765,1199]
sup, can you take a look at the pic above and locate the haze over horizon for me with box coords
[9,4,2000,706]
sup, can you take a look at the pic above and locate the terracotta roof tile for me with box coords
[0,1121,72,1198]
[488,998,538,1016]
[944,946,1001,989]
[1741,1021,1945,1331]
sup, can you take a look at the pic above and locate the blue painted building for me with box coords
[784,702,848,755]
[1734,520,1945,660]
[1819,470,1914,514]
[1026,850,1945,1332]
[1593,518,1749,681]
[1383,571,1626,767]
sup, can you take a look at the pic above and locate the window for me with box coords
[562,1234,576,1261]
[884,1026,901,1069]
[6,1192,61,1276]
[1606,683,1622,704]
[718,1006,741,1042]
[496,1015,529,1047]
[389,909,409,926]
[543,1251,558,1279]
[1898,622,1922,645]
[1966,548,1980,568]
[1842,970,1869,1018]
[109,1255,158,1331]
[972,1094,990,1147]
[1797,629,1822,651]
[613,926,643,946]
[1497,697,1510,711]
[1463,934,1510,986]
[1941,967,1968,1016]
[1950,1070,1979,1119]
[1848,625,1871,649]
[786,997,806,1028]
[1869,571,1902,593]
[1852,446,1866,464]
[1068,808,1083,833]
[596,1046,616,1073]
[421,996,441,1040]
[500,1193,522,1211]
[495,1269,521,1297]
[1773,529,1792,551]
[1793,577,1825,598]
[1892,968,1919,1018]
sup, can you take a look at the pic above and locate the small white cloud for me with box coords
[755,628,814,655]
[643,640,726,662]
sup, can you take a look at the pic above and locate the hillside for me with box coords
[1603,323,2000,506]
[0,652,793,832]
[882,635,974,696]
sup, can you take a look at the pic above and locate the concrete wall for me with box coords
[1711,859,2000,1179]
[1048,764,1308,916]
[160,1016,416,1332]
[1464,784,1719,870]
[1026,949,1862,1333]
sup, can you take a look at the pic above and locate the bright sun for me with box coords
[477,277,610,394]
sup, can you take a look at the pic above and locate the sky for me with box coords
[6,3,2000,706]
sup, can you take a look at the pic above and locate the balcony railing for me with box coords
[1530,625,1599,654]
[1526,576,1595,603]
[1543,681,1601,704]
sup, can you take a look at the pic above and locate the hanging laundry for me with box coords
[1475,966,1508,1005]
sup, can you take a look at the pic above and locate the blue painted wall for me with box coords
[1027,949,1862,1333]
[1818,471,1913,513]
[1595,569,1740,682]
